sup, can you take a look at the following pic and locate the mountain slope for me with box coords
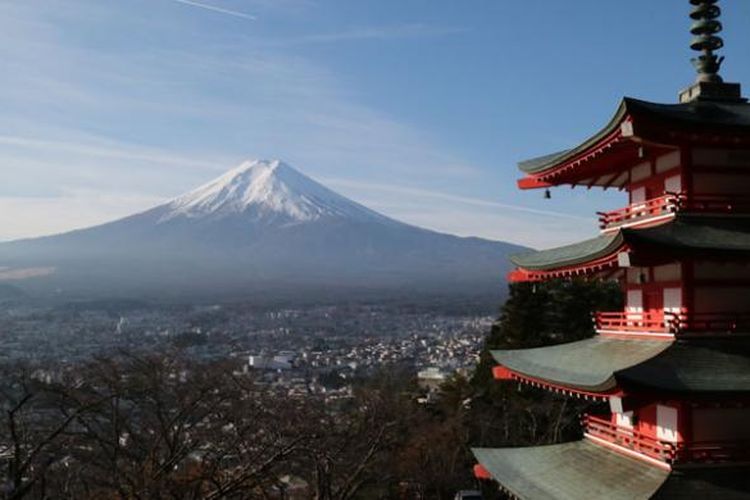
[0,160,526,301]
[162,159,389,225]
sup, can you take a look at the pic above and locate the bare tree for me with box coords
[0,364,109,499]
[42,353,310,499]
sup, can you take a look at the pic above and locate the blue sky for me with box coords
[1,0,748,248]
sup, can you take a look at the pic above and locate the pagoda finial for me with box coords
[679,0,744,103]
[689,0,724,83]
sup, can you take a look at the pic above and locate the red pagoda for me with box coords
[472,1,750,498]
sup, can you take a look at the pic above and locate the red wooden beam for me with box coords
[517,176,553,190]
[492,365,514,380]
[473,464,492,481]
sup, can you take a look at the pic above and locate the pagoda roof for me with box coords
[617,339,750,394]
[511,215,750,278]
[491,337,671,393]
[472,442,750,500]
[517,97,750,188]
[654,466,750,499]
[472,440,669,500]
[624,215,750,254]
[510,232,621,272]
[492,337,750,395]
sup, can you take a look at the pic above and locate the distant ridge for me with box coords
[0,159,527,302]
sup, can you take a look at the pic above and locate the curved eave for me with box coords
[518,100,630,176]
[509,232,625,282]
[472,441,670,500]
[510,232,623,271]
[492,337,750,395]
[517,97,750,189]
[491,337,672,395]
[510,216,750,283]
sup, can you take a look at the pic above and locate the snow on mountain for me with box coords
[160,159,389,225]
[0,159,527,301]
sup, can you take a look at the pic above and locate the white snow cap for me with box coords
[162,159,387,224]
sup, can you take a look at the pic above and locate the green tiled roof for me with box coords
[491,337,671,392]
[517,99,629,175]
[518,97,750,175]
[492,337,750,394]
[472,440,670,500]
[511,216,750,272]
[510,233,622,271]
[618,339,750,393]
[629,98,750,130]
[517,150,571,174]
[624,215,750,253]
[472,442,750,499]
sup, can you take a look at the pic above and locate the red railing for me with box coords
[583,414,674,462]
[585,414,750,465]
[595,311,750,336]
[597,194,678,230]
[598,192,750,231]
[594,311,679,334]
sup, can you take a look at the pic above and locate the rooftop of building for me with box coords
[473,440,750,500]
[492,337,750,395]
[518,97,750,177]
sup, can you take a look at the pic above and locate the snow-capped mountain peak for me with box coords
[160,159,386,224]
[0,158,524,301]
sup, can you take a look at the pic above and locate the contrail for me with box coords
[325,178,591,221]
[170,0,256,20]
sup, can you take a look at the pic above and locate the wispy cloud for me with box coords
[170,0,256,20]
[271,24,467,46]
[0,135,226,172]
[325,178,589,221]
[0,190,165,242]
[321,179,597,248]
[0,1,589,247]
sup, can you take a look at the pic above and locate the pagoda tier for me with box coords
[509,216,750,340]
[509,215,750,283]
[491,337,750,397]
[472,441,750,500]
[517,97,750,191]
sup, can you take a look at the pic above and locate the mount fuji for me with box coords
[0,160,526,302]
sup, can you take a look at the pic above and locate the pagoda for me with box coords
[472,1,750,498]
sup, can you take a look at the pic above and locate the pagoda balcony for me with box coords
[595,311,750,337]
[594,311,678,337]
[585,414,750,466]
[598,192,750,232]
[598,194,679,232]
[583,414,674,463]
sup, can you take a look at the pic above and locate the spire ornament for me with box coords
[679,0,744,103]
[689,0,724,83]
